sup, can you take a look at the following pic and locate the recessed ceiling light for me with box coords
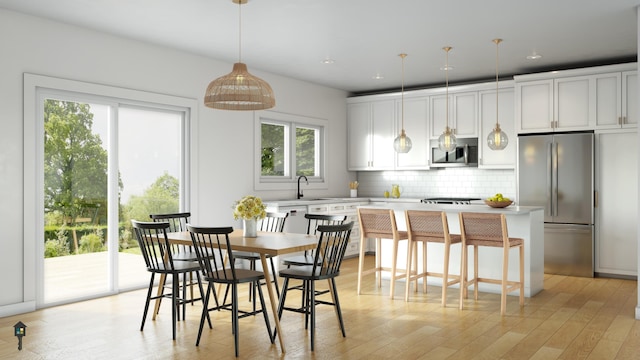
[526,52,542,60]
[372,73,384,80]
[440,65,454,71]
[321,58,335,64]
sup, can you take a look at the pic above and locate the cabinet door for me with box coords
[516,79,553,133]
[370,100,395,170]
[479,88,515,168]
[396,97,429,169]
[595,131,638,275]
[622,71,637,127]
[594,73,622,129]
[554,76,592,130]
[429,94,449,139]
[347,102,371,170]
[453,92,478,137]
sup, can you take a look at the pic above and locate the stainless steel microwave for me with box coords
[430,138,478,167]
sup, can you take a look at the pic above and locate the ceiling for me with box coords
[1,0,639,95]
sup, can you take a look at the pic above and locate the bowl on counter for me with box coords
[484,199,513,208]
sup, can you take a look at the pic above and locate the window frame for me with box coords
[254,111,328,191]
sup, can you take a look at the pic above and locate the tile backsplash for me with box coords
[356,168,515,199]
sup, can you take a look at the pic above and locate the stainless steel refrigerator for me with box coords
[517,132,594,277]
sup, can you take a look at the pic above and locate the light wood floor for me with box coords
[1,256,638,359]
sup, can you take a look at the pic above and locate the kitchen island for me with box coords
[358,203,544,297]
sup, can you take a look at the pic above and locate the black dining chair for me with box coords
[149,212,215,317]
[187,225,273,357]
[233,211,288,311]
[276,222,354,351]
[131,220,208,340]
[281,213,347,311]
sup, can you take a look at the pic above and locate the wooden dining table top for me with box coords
[166,229,318,256]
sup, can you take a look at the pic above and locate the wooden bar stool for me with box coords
[458,212,524,315]
[404,210,462,306]
[356,208,409,299]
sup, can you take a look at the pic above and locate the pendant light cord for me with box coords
[495,39,501,128]
[238,1,242,63]
[401,54,406,131]
[444,47,451,130]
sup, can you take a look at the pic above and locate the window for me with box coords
[257,112,326,189]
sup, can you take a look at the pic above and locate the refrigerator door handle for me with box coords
[552,141,559,217]
[547,142,553,216]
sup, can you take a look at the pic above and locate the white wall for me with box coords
[0,9,351,313]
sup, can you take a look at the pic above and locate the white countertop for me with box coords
[360,202,543,215]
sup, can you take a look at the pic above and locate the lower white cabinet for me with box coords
[595,130,638,276]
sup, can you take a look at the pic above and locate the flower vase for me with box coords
[243,219,257,237]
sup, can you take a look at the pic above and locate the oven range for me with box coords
[421,197,481,205]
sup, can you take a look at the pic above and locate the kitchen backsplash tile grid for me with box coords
[356,169,515,200]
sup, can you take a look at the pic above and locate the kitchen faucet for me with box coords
[297,175,308,199]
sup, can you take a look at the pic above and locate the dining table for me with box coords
[158,229,319,354]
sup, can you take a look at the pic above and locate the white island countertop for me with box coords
[360,202,543,215]
[357,202,545,298]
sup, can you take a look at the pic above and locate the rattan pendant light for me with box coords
[438,46,457,152]
[393,53,412,153]
[204,0,275,111]
[487,38,508,150]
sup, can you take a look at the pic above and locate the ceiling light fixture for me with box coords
[526,51,542,60]
[321,58,335,64]
[438,46,457,152]
[204,0,275,111]
[393,53,412,153]
[487,38,509,151]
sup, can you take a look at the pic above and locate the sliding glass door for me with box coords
[41,94,187,305]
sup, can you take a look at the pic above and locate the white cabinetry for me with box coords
[595,130,638,276]
[515,64,637,134]
[515,76,592,133]
[430,91,478,138]
[347,100,395,170]
[395,96,430,169]
[595,71,637,129]
[478,86,516,168]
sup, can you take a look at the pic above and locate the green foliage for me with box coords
[296,127,315,176]
[43,99,118,226]
[79,232,106,253]
[44,226,71,258]
[123,172,179,223]
[261,123,284,175]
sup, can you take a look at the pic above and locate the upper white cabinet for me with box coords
[595,130,638,276]
[478,86,515,168]
[395,96,430,170]
[347,99,396,171]
[515,76,592,133]
[594,70,637,129]
[430,91,478,138]
[515,63,637,134]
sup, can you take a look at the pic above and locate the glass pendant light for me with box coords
[487,38,508,150]
[204,0,275,111]
[438,46,457,152]
[393,53,412,153]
